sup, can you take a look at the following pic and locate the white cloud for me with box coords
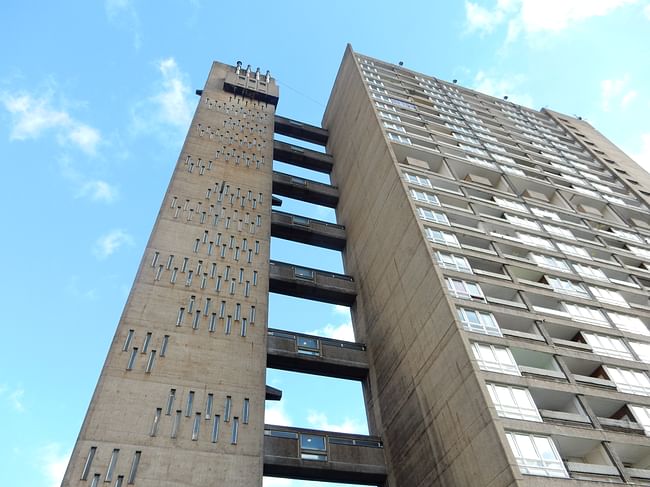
[1,90,102,154]
[105,0,142,49]
[631,132,650,172]
[472,71,534,108]
[265,402,293,426]
[332,304,349,315]
[39,443,71,487]
[645,3,650,18]
[154,58,193,128]
[59,158,119,203]
[78,180,119,203]
[601,74,638,111]
[465,0,640,40]
[93,229,134,259]
[130,58,193,141]
[308,322,355,342]
[0,384,25,412]
[306,410,366,434]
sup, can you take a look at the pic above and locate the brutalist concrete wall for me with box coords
[62,62,275,487]
[322,46,519,487]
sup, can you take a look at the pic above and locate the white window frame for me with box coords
[589,286,629,308]
[557,242,591,260]
[425,228,460,247]
[410,189,440,206]
[494,197,529,213]
[563,302,609,326]
[574,263,608,282]
[543,224,575,240]
[546,276,588,298]
[506,432,568,478]
[487,383,541,421]
[630,341,650,363]
[418,207,450,225]
[630,405,650,436]
[582,332,633,360]
[404,172,432,188]
[608,312,649,336]
[518,233,554,250]
[505,214,540,231]
[531,207,561,221]
[471,343,519,375]
[435,252,472,273]
[458,308,501,336]
[605,366,650,396]
[446,278,485,301]
[530,253,571,272]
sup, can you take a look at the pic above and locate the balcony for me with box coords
[554,437,621,482]
[274,115,329,146]
[529,388,591,427]
[272,171,339,208]
[263,425,386,485]
[267,328,368,380]
[273,140,333,173]
[271,210,346,251]
[269,261,356,306]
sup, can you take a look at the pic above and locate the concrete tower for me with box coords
[64,46,650,487]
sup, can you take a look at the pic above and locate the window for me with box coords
[471,342,519,375]
[608,312,649,336]
[500,164,525,176]
[582,332,633,360]
[573,263,608,281]
[505,214,540,231]
[518,233,554,250]
[384,121,406,133]
[627,245,650,261]
[530,254,571,272]
[494,197,528,213]
[404,172,432,188]
[630,341,650,363]
[589,286,629,307]
[546,277,588,298]
[557,242,591,260]
[563,303,608,326]
[506,432,568,478]
[458,308,501,336]
[531,207,561,221]
[300,434,327,461]
[425,228,460,247]
[388,132,411,144]
[487,383,540,421]
[435,252,472,273]
[446,278,485,301]
[410,189,440,206]
[611,228,642,243]
[605,366,650,396]
[543,224,575,240]
[630,405,650,435]
[417,207,449,225]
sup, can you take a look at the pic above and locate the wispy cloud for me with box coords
[93,229,134,259]
[465,0,640,41]
[600,74,638,112]
[265,401,293,426]
[39,443,71,487]
[472,71,534,108]
[130,58,193,144]
[59,157,119,203]
[0,384,25,412]
[308,322,355,342]
[105,0,142,49]
[306,410,367,434]
[0,90,102,154]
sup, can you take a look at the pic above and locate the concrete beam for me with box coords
[273,140,333,173]
[272,171,339,208]
[274,115,329,146]
[269,260,356,306]
[264,425,386,485]
[267,328,368,380]
[271,210,346,250]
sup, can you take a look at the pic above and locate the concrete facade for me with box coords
[64,48,650,487]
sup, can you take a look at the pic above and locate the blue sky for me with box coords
[1,1,650,486]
